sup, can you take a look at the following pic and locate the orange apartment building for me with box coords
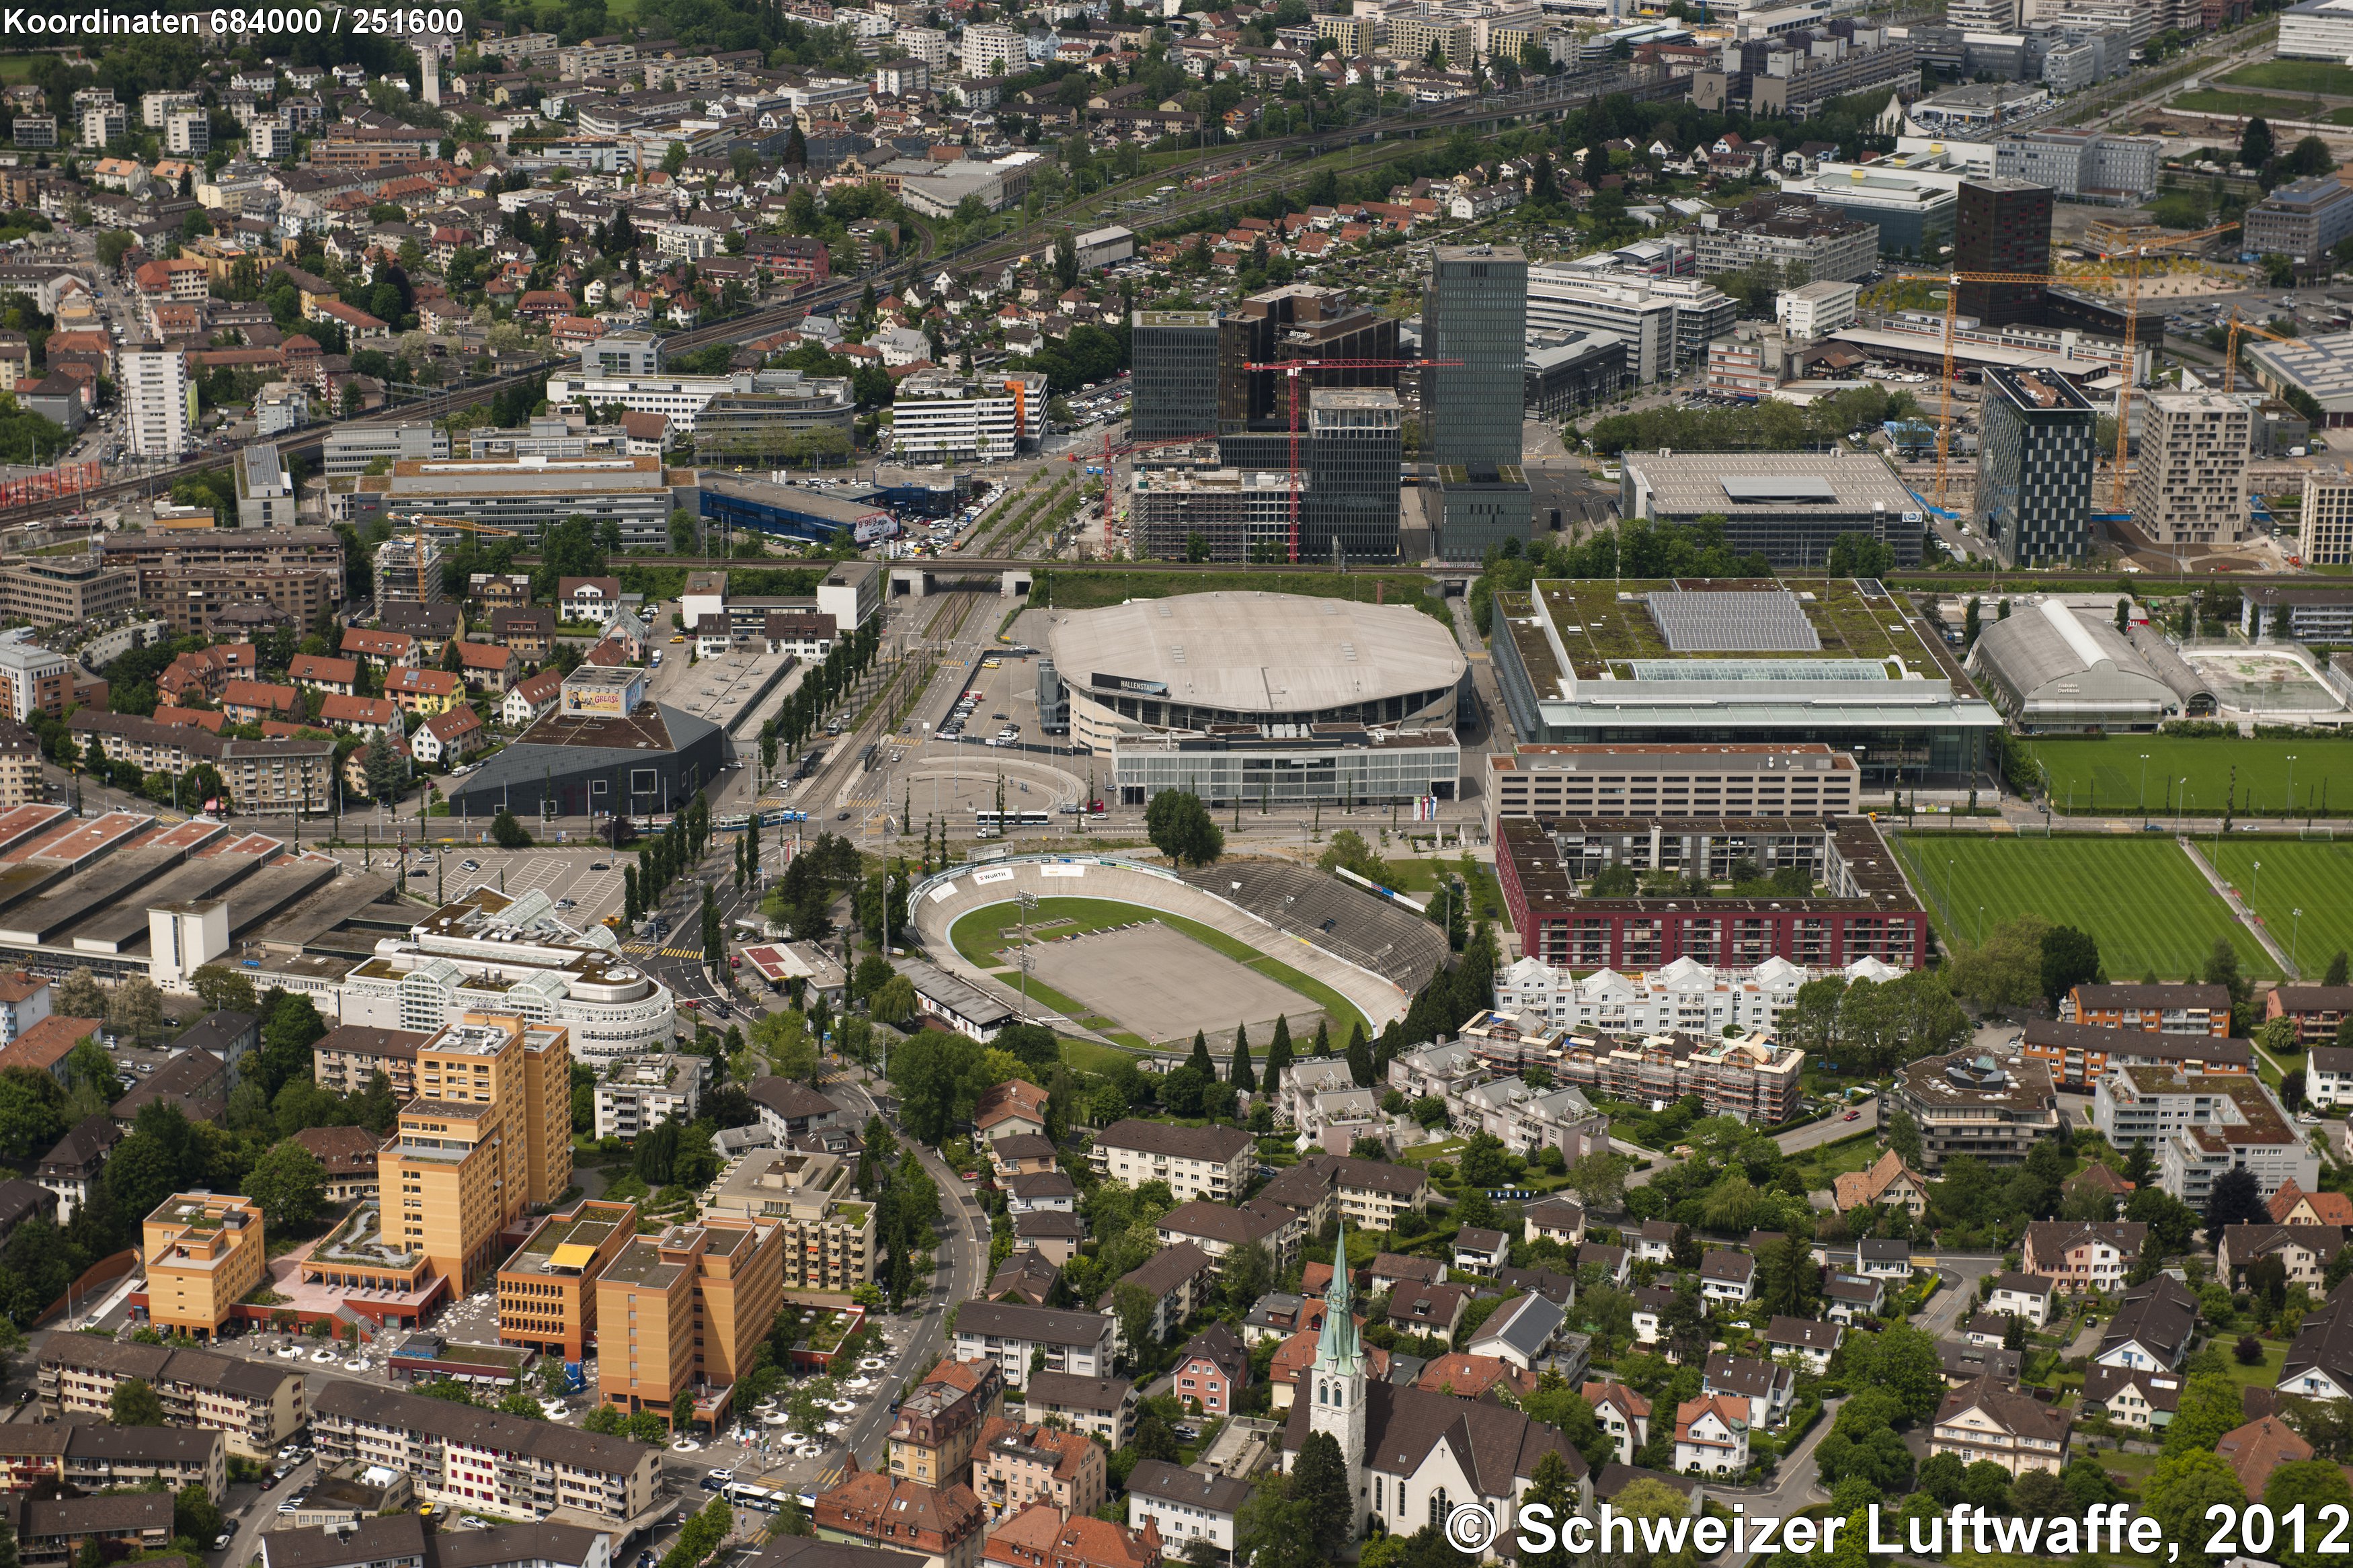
[2019,1019,2255,1090]
[2059,983,2233,1036]
[969,1415,1107,1522]
[888,1358,1005,1487]
[382,1014,572,1296]
[143,1193,266,1342]
[594,1218,785,1432]
[497,1198,641,1361]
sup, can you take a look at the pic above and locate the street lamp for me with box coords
[2288,754,2300,821]
[2252,859,2262,905]
[2293,907,2303,973]
[2139,753,2151,828]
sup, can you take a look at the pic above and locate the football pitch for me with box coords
[2023,739,2353,819]
[1892,834,2280,981]
[2205,838,2353,980]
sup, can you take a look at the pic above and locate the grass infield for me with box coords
[2022,737,2353,820]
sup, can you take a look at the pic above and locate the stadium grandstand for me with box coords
[1179,862,1450,995]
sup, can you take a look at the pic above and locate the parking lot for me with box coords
[317,842,629,923]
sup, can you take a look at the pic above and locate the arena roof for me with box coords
[1044,593,1467,715]
[1962,599,2182,727]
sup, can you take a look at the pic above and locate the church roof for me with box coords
[1279,1376,1587,1495]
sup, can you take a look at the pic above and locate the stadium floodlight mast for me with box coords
[2139,753,2151,829]
[2293,907,2303,973]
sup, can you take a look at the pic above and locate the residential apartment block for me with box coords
[309,1381,660,1524]
[311,1026,428,1100]
[1482,743,1860,830]
[2129,390,2251,548]
[2061,983,2234,1035]
[952,1302,1117,1391]
[2094,1066,2319,1204]
[2020,1019,2252,1089]
[698,1146,876,1294]
[1088,1120,1253,1205]
[592,1054,707,1140]
[36,1337,306,1459]
[888,1357,1005,1489]
[496,1199,641,1362]
[385,1014,574,1296]
[1890,1048,2061,1170]
[1929,1377,2070,1476]
[594,1218,787,1432]
[142,1192,265,1342]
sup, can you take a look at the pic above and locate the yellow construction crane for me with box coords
[405,516,518,604]
[2223,305,2299,395]
[1905,222,2241,511]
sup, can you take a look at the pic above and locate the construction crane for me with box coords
[2223,305,2298,395]
[403,516,518,604]
[1244,357,1461,562]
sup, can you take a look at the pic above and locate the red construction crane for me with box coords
[1246,356,1462,562]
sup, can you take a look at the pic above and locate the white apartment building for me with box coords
[248,115,292,160]
[122,345,192,460]
[141,90,200,128]
[1088,1119,1252,1204]
[165,109,209,156]
[2129,389,2251,548]
[543,368,853,436]
[0,643,68,723]
[2094,1065,2319,1204]
[1490,953,1902,1036]
[1778,280,1861,340]
[951,1301,1117,1391]
[889,370,1047,462]
[310,1382,660,1524]
[894,25,949,67]
[961,22,1025,75]
[2280,0,2353,60]
[592,1054,708,1139]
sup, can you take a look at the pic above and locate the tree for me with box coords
[2327,950,2350,987]
[1946,915,2050,1010]
[173,1485,223,1547]
[108,975,165,1040]
[1289,1432,1353,1557]
[2205,1167,2268,1244]
[1346,1022,1373,1087]
[190,964,259,1016]
[2242,117,2276,171]
[2266,1460,2353,1568]
[1886,1110,1923,1168]
[491,808,531,849]
[245,1139,328,1231]
[2040,925,2102,1005]
[2145,1450,2244,1568]
[2164,1372,2251,1456]
[55,968,105,1019]
[1144,790,1223,867]
[1566,1151,1630,1212]
[1053,231,1079,289]
[110,1378,166,1426]
[1231,1030,1256,1094]
[869,975,918,1028]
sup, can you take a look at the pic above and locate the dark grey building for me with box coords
[1423,243,1527,470]
[1436,466,1534,563]
[1130,310,1220,440]
[1525,329,1630,418]
[1303,388,1402,562]
[2244,175,2353,272]
[444,703,727,821]
[1954,178,2052,328]
[1978,367,2096,569]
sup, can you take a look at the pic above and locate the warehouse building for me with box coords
[1964,597,2210,732]
[2244,331,2353,427]
[1617,451,1925,568]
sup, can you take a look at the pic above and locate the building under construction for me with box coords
[373,534,445,606]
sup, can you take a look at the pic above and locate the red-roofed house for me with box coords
[385,667,463,716]
[813,1471,986,1568]
[288,654,358,695]
[2269,1181,2353,1227]
[0,1015,105,1081]
[1585,1381,1652,1464]
[454,639,519,694]
[982,1504,1161,1568]
[220,680,301,725]
[411,704,485,766]
[1415,1352,1536,1403]
[153,706,227,735]
[502,669,563,730]
[971,1416,1107,1522]
[319,694,403,739]
[342,628,419,670]
[1675,1393,1750,1475]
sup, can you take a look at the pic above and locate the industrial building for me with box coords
[323,422,447,476]
[1616,451,1925,568]
[2244,330,2353,428]
[1965,597,2212,731]
[1487,578,2004,786]
[2244,177,2353,273]
[1992,131,2161,204]
[1495,815,1930,971]
[1977,368,2098,568]
[690,472,900,548]
[1785,157,1960,259]
[1129,468,1298,563]
[1110,725,1462,809]
[2281,0,2353,56]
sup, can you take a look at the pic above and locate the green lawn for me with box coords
[1784,1131,1884,1192]
[2022,737,2353,819]
[2169,88,2322,116]
[1891,834,2278,980]
[948,895,1372,1040]
[2203,838,2353,979]
[2222,58,2353,94]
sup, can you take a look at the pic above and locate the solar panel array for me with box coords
[1645,590,1823,653]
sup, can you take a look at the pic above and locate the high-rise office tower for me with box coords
[1424,243,1528,469]
[1215,286,1400,433]
[1954,178,2052,327]
[1425,244,1533,560]
[1303,388,1402,561]
[1130,311,1220,440]
[1978,368,2096,567]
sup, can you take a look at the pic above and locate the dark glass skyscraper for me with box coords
[1129,311,1220,440]
[1954,178,2052,328]
[1424,243,1528,470]
[1978,367,2095,568]
[1304,388,1402,562]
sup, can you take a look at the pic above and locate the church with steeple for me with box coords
[1281,1223,1590,1550]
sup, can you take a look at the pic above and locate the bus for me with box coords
[861,743,881,772]
[723,1483,780,1512]
[973,810,1052,829]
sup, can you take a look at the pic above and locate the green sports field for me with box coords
[2022,738,2353,820]
[1891,835,2278,981]
[2205,838,2353,981]
[2221,59,2353,94]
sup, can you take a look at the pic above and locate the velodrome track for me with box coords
[907,853,1412,1048]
